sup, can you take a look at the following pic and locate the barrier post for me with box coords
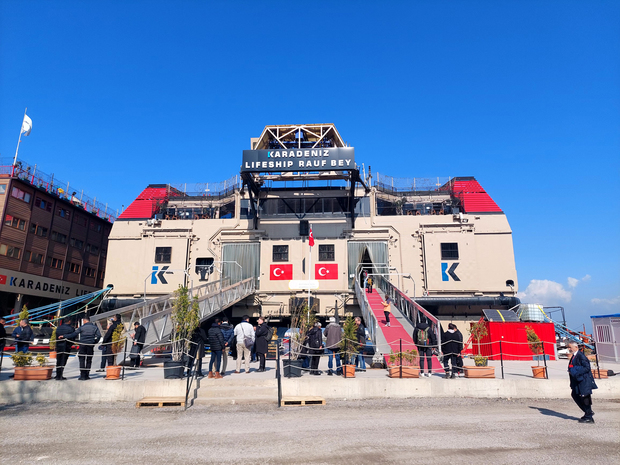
[594,342,601,379]
[542,341,548,379]
[121,338,128,380]
[499,339,504,380]
[276,341,282,408]
[0,344,4,373]
[399,338,402,379]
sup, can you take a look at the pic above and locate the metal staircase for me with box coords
[91,278,255,354]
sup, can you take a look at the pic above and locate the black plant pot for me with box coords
[283,359,303,378]
[163,361,185,379]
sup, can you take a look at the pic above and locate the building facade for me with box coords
[105,124,519,324]
[0,161,113,314]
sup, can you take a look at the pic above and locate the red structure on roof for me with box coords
[447,177,502,213]
[118,184,179,220]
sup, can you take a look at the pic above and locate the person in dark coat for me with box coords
[254,317,270,372]
[97,314,121,371]
[61,317,101,380]
[354,317,366,371]
[0,318,6,373]
[54,318,75,380]
[130,322,146,368]
[219,318,234,375]
[454,326,464,377]
[307,321,323,375]
[413,321,437,377]
[207,319,225,378]
[187,325,207,377]
[12,319,33,353]
[568,341,598,423]
[442,323,463,379]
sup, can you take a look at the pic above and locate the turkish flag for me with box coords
[270,264,292,280]
[0,274,6,285]
[309,228,314,247]
[315,263,338,280]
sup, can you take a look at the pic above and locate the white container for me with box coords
[518,303,546,322]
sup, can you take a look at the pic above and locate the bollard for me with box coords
[594,341,601,379]
[499,339,504,380]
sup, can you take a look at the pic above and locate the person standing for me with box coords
[381,297,393,327]
[130,321,146,368]
[568,341,598,423]
[354,317,366,371]
[54,318,75,380]
[324,317,342,376]
[254,317,270,372]
[366,277,373,293]
[442,323,462,379]
[12,319,33,353]
[0,318,6,373]
[219,318,234,375]
[61,317,101,380]
[413,321,437,377]
[97,314,121,372]
[207,319,225,378]
[307,321,323,375]
[454,325,464,377]
[187,325,207,377]
[234,315,254,374]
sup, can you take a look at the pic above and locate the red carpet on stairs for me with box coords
[365,289,444,374]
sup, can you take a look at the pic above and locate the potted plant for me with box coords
[464,319,495,378]
[49,326,57,359]
[340,316,358,378]
[526,326,546,378]
[387,349,419,378]
[165,286,199,379]
[12,353,53,380]
[105,323,125,380]
[283,303,315,378]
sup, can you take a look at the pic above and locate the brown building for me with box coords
[0,161,114,314]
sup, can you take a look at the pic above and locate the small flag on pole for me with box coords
[21,114,32,136]
[309,227,314,247]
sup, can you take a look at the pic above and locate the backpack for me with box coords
[417,327,430,346]
[265,326,274,342]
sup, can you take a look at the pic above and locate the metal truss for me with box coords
[253,124,346,150]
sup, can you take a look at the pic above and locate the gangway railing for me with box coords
[376,275,442,352]
[354,279,378,345]
[92,277,255,357]
[548,317,594,350]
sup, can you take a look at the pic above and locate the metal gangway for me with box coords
[91,277,255,354]
[547,316,594,350]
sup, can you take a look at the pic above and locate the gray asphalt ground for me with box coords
[0,398,618,465]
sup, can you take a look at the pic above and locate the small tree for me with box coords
[288,302,317,360]
[49,326,57,351]
[469,319,489,365]
[18,305,29,322]
[11,353,33,367]
[170,286,200,362]
[387,349,419,367]
[526,325,543,365]
[36,354,47,367]
[339,316,359,365]
[111,323,126,356]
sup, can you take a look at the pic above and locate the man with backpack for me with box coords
[413,321,437,377]
[234,315,254,374]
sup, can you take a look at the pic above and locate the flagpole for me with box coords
[307,223,311,319]
[13,108,27,167]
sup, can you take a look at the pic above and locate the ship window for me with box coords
[155,246,172,263]
[318,244,335,261]
[441,243,459,260]
[273,245,288,262]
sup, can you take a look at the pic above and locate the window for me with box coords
[196,257,214,280]
[70,237,84,249]
[57,207,70,220]
[24,251,44,265]
[0,244,21,259]
[11,187,31,203]
[596,325,612,343]
[75,216,87,226]
[29,224,48,238]
[69,262,81,274]
[4,214,26,231]
[46,257,63,269]
[155,246,172,263]
[0,184,6,194]
[86,243,99,254]
[35,197,53,212]
[441,243,459,260]
[51,231,67,244]
[318,244,335,261]
[273,245,288,262]
[85,267,96,278]
[89,222,102,232]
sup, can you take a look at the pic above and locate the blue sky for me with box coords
[1,1,618,329]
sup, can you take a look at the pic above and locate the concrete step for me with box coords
[197,387,277,398]
[192,395,278,406]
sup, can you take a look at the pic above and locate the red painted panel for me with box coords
[315,263,338,280]
[470,321,556,361]
[270,264,292,280]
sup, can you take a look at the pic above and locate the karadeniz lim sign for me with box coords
[241,147,355,173]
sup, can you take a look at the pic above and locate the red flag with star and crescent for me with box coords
[315,264,338,280]
[270,264,292,280]
[309,227,314,247]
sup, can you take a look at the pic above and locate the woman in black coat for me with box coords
[254,318,270,372]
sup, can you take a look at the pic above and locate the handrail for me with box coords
[355,279,378,345]
[377,275,442,352]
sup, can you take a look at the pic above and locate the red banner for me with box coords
[270,264,292,280]
[315,264,338,280]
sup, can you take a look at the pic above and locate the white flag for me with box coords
[21,114,32,136]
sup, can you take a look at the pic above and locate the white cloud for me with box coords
[591,296,620,305]
[518,279,573,305]
[581,274,591,282]
[567,277,579,288]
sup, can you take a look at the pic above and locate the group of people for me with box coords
[412,321,465,378]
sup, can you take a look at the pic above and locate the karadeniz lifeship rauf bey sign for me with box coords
[241,147,355,173]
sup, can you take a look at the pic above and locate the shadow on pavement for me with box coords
[529,406,579,421]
